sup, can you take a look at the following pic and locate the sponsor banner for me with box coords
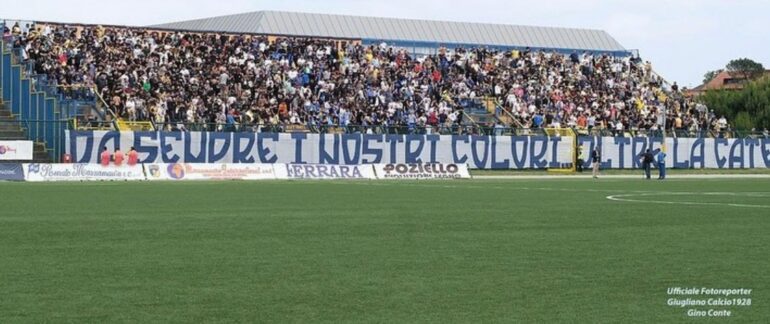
[276,164,376,180]
[0,141,33,160]
[66,131,770,169]
[144,163,276,180]
[23,163,146,182]
[374,163,471,179]
[0,163,25,181]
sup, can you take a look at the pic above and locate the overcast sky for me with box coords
[4,0,768,87]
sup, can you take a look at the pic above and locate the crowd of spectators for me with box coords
[4,21,728,135]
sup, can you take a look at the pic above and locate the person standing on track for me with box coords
[639,149,654,180]
[591,147,601,179]
[657,150,667,180]
[114,148,124,166]
[100,147,111,167]
[127,147,139,166]
[577,147,585,173]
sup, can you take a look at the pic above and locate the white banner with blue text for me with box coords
[275,164,377,180]
[374,163,472,179]
[144,163,277,180]
[23,163,146,181]
[65,131,770,169]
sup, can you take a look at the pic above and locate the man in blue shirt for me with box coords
[225,109,236,132]
[533,114,544,128]
[657,150,667,180]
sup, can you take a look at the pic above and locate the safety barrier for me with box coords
[66,131,770,170]
[0,163,471,181]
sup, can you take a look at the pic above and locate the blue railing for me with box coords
[10,47,98,118]
[361,39,636,58]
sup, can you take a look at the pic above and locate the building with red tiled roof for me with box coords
[687,70,770,96]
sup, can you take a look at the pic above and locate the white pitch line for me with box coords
[606,192,770,208]
[336,181,705,195]
[338,182,770,208]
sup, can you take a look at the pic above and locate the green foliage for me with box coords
[733,112,754,131]
[703,69,723,84]
[726,58,765,80]
[700,76,770,130]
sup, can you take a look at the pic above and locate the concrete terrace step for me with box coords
[0,104,26,138]
[0,131,28,138]
[0,104,52,162]
[467,114,499,125]
[0,125,24,131]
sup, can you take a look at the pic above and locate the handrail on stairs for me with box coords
[458,109,480,129]
[93,86,120,129]
[496,99,527,129]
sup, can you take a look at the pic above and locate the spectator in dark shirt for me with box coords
[639,149,654,180]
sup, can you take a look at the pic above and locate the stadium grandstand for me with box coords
[3,7,770,324]
[1,11,726,162]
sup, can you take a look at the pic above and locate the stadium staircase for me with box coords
[2,38,70,162]
[0,102,51,162]
[460,97,506,127]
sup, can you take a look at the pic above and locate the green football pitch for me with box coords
[1,179,768,323]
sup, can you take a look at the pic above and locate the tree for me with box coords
[703,69,723,84]
[699,76,770,130]
[725,58,765,81]
[732,112,754,131]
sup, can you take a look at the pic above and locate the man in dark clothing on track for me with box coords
[639,149,654,180]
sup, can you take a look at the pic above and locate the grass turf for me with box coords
[0,179,768,323]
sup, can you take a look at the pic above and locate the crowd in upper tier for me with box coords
[4,21,729,134]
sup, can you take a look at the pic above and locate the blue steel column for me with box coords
[11,65,20,116]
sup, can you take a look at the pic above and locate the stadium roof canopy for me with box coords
[150,10,627,53]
